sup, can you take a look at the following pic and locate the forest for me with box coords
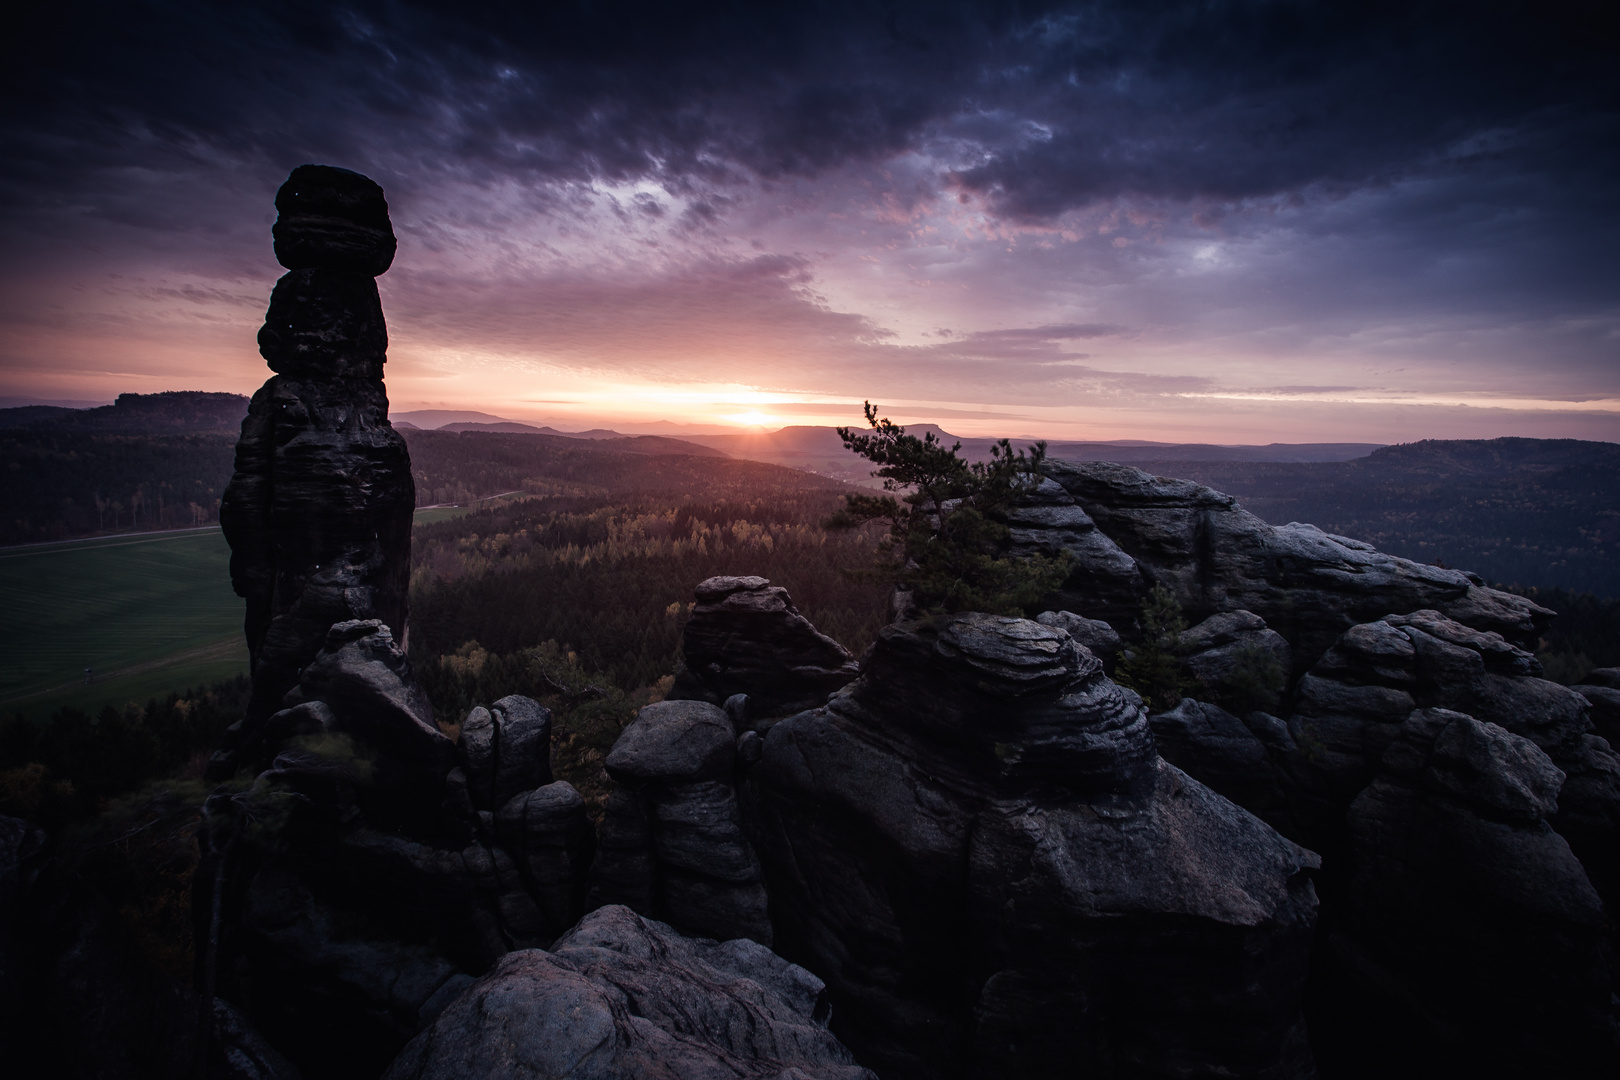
[4,416,1620,825]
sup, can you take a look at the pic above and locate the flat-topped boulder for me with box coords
[273,163,397,275]
[668,576,860,718]
[385,905,874,1080]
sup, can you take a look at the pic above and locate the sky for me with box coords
[1,1,1616,443]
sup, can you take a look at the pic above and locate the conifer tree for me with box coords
[824,402,1071,616]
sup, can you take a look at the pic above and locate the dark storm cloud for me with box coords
[5,1,1612,228]
[2,1,1616,439]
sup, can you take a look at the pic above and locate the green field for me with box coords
[0,528,247,719]
[0,500,541,721]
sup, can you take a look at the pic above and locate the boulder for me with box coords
[1040,458,1553,670]
[273,163,397,275]
[1290,610,1620,905]
[287,620,455,833]
[749,611,1319,1079]
[605,699,735,784]
[591,700,771,945]
[1149,698,1297,833]
[494,782,594,935]
[668,576,860,718]
[460,695,554,811]
[1034,608,1121,669]
[1338,708,1617,1075]
[384,905,875,1080]
[1178,609,1293,713]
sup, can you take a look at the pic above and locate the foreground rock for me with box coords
[1037,459,1553,671]
[669,576,861,719]
[588,700,771,945]
[216,163,414,772]
[1340,709,1617,1074]
[748,612,1320,1079]
[211,622,592,1077]
[1288,610,1620,905]
[385,904,874,1080]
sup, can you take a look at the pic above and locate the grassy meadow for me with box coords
[0,528,246,719]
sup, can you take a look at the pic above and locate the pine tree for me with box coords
[1115,584,1188,712]
[823,402,1071,616]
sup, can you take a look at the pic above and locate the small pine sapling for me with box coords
[1115,584,1188,712]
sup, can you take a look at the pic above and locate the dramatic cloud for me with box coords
[0,1,1615,440]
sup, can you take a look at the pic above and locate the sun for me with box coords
[731,410,779,427]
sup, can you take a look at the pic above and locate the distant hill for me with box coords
[404,429,806,508]
[4,391,250,434]
[1132,437,1620,598]
[684,424,1381,483]
[436,424,727,458]
[0,405,79,428]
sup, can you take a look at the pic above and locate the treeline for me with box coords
[404,428,791,509]
[0,675,248,827]
[1501,584,1620,684]
[1145,437,1620,598]
[409,488,891,697]
[0,431,236,544]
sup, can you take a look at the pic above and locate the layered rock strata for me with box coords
[746,612,1321,1079]
[219,623,595,1077]
[387,905,874,1080]
[1290,609,1620,896]
[1033,459,1553,671]
[1341,709,1616,1073]
[669,576,861,719]
[587,700,772,946]
[216,164,415,774]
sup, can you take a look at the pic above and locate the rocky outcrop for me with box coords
[1033,608,1121,669]
[1576,668,1620,747]
[669,576,861,718]
[209,630,591,1076]
[1179,609,1292,713]
[1287,609,1620,905]
[1338,708,1616,1074]
[386,905,874,1080]
[1003,477,1142,630]
[588,700,771,946]
[1039,459,1553,671]
[747,612,1320,1079]
[216,164,415,773]
[1149,698,1299,835]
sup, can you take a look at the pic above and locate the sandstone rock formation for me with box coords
[668,576,861,718]
[587,700,772,945]
[1149,698,1298,835]
[746,612,1320,1079]
[217,164,415,773]
[1289,610,1620,896]
[216,624,596,1077]
[1340,709,1616,1073]
[1032,459,1553,671]
[1178,609,1292,711]
[1576,668,1620,746]
[1033,608,1121,668]
[386,905,875,1080]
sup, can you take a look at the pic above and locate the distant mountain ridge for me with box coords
[0,391,249,433]
[1141,436,1620,598]
[680,424,1383,483]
